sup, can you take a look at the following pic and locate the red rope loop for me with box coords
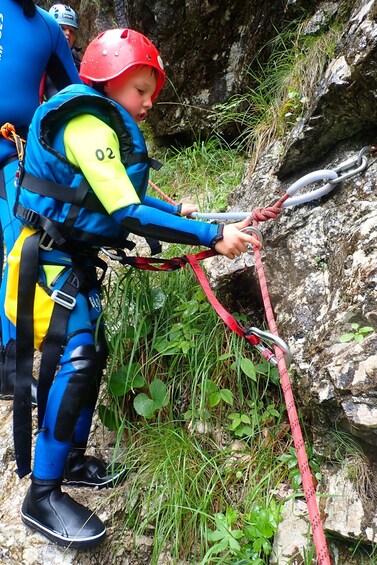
[251,205,282,222]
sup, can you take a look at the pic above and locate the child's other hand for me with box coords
[214,217,262,259]
[179,202,198,217]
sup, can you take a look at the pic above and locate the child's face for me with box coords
[104,66,157,123]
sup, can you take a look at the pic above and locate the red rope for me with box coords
[148,180,177,205]
[252,200,331,565]
[185,252,260,346]
[148,179,331,561]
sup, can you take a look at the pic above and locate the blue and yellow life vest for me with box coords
[16,84,158,248]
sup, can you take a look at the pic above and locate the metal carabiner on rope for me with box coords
[282,146,371,208]
[100,247,124,261]
[282,169,338,208]
[240,225,264,246]
[247,327,292,367]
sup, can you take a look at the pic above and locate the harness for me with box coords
[2,89,165,478]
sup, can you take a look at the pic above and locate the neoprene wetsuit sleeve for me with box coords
[112,205,219,247]
[143,195,180,215]
[64,115,222,248]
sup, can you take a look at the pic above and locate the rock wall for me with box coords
[42,0,324,142]
[211,0,377,559]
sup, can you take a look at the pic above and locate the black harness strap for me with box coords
[20,173,108,215]
[64,178,92,232]
[0,169,5,201]
[13,230,40,478]
[36,267,83,429]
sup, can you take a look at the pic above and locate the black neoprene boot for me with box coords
[21,475,106,548]
[0,340,38,405]
[63,448,128,489]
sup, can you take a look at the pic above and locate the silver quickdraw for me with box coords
[188,145,374,220]
[282,145,371,207]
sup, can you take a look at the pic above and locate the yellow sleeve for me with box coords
[63,114,141,214]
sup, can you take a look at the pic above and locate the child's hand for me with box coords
[214,217,262,259]
[179,202,198,217]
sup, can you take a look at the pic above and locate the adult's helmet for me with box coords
[79,29,166,101]
[49,4,79,29]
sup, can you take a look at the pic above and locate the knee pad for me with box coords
[81,328,108,410]
[53,342,98,442]
[95,328,108,373]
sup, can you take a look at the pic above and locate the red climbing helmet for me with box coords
[79,28,166,101]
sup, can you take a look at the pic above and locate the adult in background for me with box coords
[42,3,81,100]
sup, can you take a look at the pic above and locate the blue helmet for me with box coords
[49,4,79,29]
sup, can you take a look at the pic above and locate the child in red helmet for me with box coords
[8,29,260,548]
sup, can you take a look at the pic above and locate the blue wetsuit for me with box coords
[0,0,81,344]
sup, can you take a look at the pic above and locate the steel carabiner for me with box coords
[328,146,370,185]
[240,226,264,246]
[247,327,292,367]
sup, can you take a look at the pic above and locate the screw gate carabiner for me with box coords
[247,327,292,367]
[282,145,372,208]
[240,226,264,246]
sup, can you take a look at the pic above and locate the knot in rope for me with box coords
[0,122,17,141]
[0,122,25,162]
[251,205,282,223]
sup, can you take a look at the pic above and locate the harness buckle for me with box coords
[50,290,76,310]
[39,232,54,251]
[22,208,39,226]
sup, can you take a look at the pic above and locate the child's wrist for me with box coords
[209,225,224,252]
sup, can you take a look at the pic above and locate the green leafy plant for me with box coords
[204,379,234,408]
[278,445,322,490]
[227,401,280,439]
[206,508,244,555]
[134,379,169,419]
[339,323,374,344]
[108,363,145,397]
[242,500,281,560]
[204,501,281,563]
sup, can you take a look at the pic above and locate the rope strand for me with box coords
[251,196,331,563]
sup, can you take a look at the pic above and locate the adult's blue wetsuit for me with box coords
[0,0,82,345]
